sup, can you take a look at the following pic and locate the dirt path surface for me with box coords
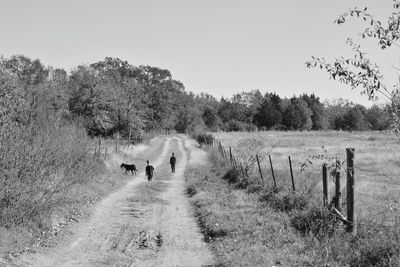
[12,136,214,267]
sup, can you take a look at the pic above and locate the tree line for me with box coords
[0,55,391,139]
[204,91,391,132]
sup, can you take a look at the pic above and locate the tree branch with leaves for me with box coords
[306,0,400,134]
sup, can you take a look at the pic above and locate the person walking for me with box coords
[170,152,176,173]
[145,160,156,181]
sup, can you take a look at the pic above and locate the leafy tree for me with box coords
[174,92,205,133]
[254,94,283,129]
[0,55,50,124]
[365,105,391,130]
[343,105,368,131]
[202,107,219,130]
[300,93,327,130]
[90,57,147,136]
[196,92,220,111]
[283,98,312,130]
[137,65,172,87]
[68,65,114,136]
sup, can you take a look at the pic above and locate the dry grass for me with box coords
[186,133,400,266]
[212,131,400,222]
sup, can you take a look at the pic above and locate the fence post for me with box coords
[322,163,328,206]
[334,159,342,210]
[98,136,102,155]
[240,162,245,176]
[256,154,264,184]
[269,155,277,187]
[346,148,356,234]
[229,147,233,166]
[288,156,295,191]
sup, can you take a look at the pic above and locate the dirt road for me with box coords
[13,136,214,267]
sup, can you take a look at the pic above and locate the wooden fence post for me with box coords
[240,162,245,176]
[98,136,102,155]
[269,155,277,187]
[335,159,342,210]
[346,148,356,234]
[322,163,328,206]
[229,147,233,166]
[289,156,295,191]
[256,154,264,184]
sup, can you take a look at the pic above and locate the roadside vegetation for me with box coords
[186,133,400,266]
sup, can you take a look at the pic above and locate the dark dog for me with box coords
[120,163,137,175]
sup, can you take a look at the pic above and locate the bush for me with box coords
[222,168,241,184]
[0,119,99,229]
[192,132,215,146]
[259,187,309,213]
[290,203,338,237]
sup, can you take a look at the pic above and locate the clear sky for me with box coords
[0,0,398,106]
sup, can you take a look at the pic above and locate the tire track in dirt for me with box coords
[132,136,214,266]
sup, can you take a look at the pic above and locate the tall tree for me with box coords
[283,97,312,130]
[254,94,283,129]
[300,93,326,130]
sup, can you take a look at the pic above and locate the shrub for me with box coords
[290,203,338,237]
[259,187,309,213]
[0,119,99,229]
[192,132,215,146]
[222,168,241,184]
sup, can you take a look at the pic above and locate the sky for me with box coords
[0,0,398,106]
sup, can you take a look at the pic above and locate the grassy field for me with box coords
[212,131,400,223]
[187,131,400,266]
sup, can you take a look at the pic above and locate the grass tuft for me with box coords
[290,203,338,237]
